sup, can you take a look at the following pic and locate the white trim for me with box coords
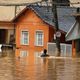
[20,30,29,45]
[35,30,44,46]
[66,21,77,37]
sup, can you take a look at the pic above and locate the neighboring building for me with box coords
[12,5,76,53]
[0,21,14,44]
[66,11,80,56]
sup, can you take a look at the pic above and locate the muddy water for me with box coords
[0,49,80,80]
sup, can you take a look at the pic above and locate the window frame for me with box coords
[35,30,44,46]
[20,30,29,45]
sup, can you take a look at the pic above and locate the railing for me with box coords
[47,43,72,57]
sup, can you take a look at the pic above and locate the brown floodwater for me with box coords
[0,49,80,80]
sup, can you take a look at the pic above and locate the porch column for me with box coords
[72,40,76,57]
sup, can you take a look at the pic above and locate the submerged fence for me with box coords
[47,43,72,57]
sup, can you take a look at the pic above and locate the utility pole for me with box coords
[12,6,17,48]
[52,0,61,56]
[14,5,17,35]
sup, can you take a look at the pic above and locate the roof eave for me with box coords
[66,21,77,38]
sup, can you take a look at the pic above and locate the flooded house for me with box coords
[12,5,77,57]
[0,5,77,57]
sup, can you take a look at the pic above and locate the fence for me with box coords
[47,43,72,57]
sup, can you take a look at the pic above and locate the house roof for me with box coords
[66,21,80,41]
[0,6,15,21]
[13,5,77,33]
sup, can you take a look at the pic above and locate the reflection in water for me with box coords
[0,49,80,80]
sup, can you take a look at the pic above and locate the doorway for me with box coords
[0,29,7,44]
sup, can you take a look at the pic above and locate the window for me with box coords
[21,31,29,45]
[35,31,44,46]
